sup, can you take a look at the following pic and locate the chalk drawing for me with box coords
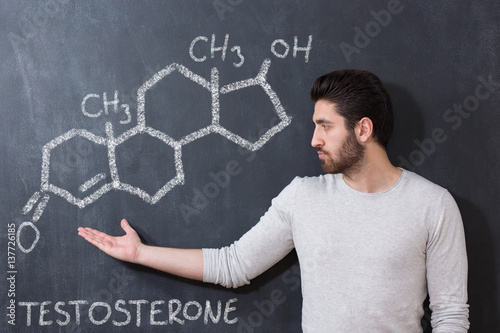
[82,91,132,124]
[18,59,291,253]
[79,173,107,193]
[22,191,41,215]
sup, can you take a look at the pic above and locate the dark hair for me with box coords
[310,69,393,148]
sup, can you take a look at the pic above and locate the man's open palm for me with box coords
[78,219,142,263]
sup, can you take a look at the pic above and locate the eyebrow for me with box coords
[312,117,333,125]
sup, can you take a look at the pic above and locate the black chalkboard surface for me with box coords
[1,1,499,332]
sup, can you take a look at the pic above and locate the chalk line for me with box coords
[137,63,212,129]
[178,125,214,146]
[217,58,291,150]
[32,194,50,223]
[137,64,178,128]
[79,173,107,193]
[105,122,120,188]
[22,191,41,215]
[41,129,106,190]
[47,183,113,209]
[211,67,220,125]
[17,222,40,253]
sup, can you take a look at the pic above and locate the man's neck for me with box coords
[342,146,402,193]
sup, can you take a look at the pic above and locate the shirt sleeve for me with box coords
[426,190,470,332]
[202,178,298,288]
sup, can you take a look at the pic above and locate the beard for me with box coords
[318,130,365,175]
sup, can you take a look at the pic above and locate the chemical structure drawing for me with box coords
[17,58,292,253]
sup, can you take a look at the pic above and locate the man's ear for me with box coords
[356,117,374,143]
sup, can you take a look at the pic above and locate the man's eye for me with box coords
[322,125,329,130]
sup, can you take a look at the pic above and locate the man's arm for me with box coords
[79,179,299,288]
[77,219,203,281]
[426,191,469,332]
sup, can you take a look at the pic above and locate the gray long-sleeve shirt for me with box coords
[203,170,469,332]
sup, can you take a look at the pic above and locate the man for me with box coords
[78,69,469,332]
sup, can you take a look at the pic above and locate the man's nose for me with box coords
[311,128,323,148]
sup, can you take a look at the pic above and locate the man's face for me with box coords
[311,100,365,174]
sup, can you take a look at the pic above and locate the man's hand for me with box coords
[78,219,204,281]
[78,219,142,264]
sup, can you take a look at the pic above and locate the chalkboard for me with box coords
[1,1,499,332]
